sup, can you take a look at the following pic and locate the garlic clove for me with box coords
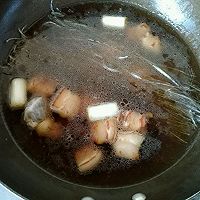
[36,118,63,139]
[90,118,117,144]
[50,88,81,119]
[27,76,57,97]
[24,97,47,128]
[75,145,103,173]
[9,78,27,109]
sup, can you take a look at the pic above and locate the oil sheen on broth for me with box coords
[4,2,197,187]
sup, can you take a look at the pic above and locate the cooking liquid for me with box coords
[3,2,198,187]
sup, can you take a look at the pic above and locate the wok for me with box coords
[0,0,200,199]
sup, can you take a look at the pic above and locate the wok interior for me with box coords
[0,2,200,200]
[1,2,199,187]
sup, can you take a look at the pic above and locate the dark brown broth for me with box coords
[3,2,197,187]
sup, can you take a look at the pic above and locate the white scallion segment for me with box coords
[87,102,119,122]
[102,16,126,28]
[9,78,27,109]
